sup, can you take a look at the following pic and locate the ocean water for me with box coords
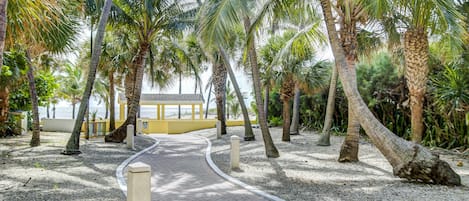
[39,105,202,120]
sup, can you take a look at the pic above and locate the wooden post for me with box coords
[126,124,134,150]
[127,162,151,201]
[191,104,195,120]
[216,120,222,139]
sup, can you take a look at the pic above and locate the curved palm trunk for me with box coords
[105,42,149,142]
[178,72,182,119]
[219,46,255,140]
[338,103,360,162]
[404,28,429,144]
[63,0,112,155]
[320,0,460,185]
[264,87,269,119]
[26,52,40,147]
[109,70,115,131]
[205,83,212,119]
[244,16,279,157]
[0,0,7,76]
[0,87,9,123]
[212,59,227,135]
[72,102,76,119]
[317,63,338,146]
[290,85,300,135]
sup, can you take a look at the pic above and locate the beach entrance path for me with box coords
[130,134,269,201]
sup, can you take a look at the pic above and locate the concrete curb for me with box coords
[116,135,160,196]
[194,134,285,201]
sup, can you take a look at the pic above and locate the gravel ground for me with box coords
[204,127,469,201]
[0,132,154,201]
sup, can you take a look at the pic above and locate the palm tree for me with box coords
[5,0,78,147]
[64,0,112,154]
[316,63,338,145]
[105,0,197,142]
[319,0,460,185]
[199,0,285,157]
[59,64,85,119]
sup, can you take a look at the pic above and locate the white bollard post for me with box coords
[216,120,222,139]
[126,125,134,150]
[230,135,240,169]
[137,119,143,134]
[127,162,151,201]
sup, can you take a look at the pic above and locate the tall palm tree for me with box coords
[64,0,113,154]
[199,0,285,157]
[105,0,197,142]
[5,0,78,147]
[319,0,460,185]
[59,64,85,119]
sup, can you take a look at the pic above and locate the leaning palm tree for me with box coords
[64,0,113,154]
[5,0,78,147]
[199,0,287,157]
[105,0,198,142]
[319,0,460,185]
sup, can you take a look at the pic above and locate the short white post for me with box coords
[216,120,222,139]
[230,135,240,169]
[126,124,134,149]
[127,162,151,201]
[137,119,143,134]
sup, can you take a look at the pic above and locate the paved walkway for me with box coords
[132,134,269,201]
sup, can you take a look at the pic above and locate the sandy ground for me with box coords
[0,132,154,201]
[203,127,469,201]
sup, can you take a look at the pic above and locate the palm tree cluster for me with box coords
[1,0,467,186]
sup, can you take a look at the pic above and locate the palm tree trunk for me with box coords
[52,103,55,118]
[282,98,291,142]
[109,70,115,131]
[64,0,112,155]
[0,87,9,123]
[0,0,7,76]
[290,85,300,135]
[26,52,40,147]
[244,16,279,157]
[320,0,460,185]
[317,63,338,146]
[205,83,212,119]
[46,103,50,118]
[338,103,360,162]
[219,46,255,140]
[178,71,182,119]
[404,28,429,144]
[72,102,76,119]
[105,41,150,142]
[212,59,227,135]
[264,87,269,119]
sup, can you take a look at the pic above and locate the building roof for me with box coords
[118,93,204,105]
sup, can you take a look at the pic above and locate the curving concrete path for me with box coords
[129,134,270,201]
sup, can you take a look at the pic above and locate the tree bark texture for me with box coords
[0,0,7,76]
[64,0,112,154]
[109,71,115,131]
[281,74,294,142]
[212,58,227,135]
[320,0,460,185]
[219,46,255,140]
[290,85,300,135]
[0,87,8,123]
[338,103,360,162]
[404,28,429,144]
[244,16,279,158]
[317,63,338,146]
[105,42,149,142]
[26,52,40,147]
